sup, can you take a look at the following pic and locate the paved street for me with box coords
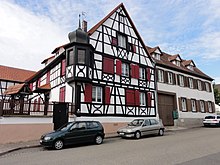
[1,127,220,165]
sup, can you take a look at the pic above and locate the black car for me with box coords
[40,121,105,150]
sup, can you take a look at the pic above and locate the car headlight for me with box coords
[44,136,52,141]
[126,129,132,133]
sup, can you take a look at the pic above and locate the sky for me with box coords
[1,0,220,83]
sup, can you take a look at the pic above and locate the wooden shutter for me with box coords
[212,102,215,113]
[84,84,92,102]
[186,99,191,112]
[131,64,139,79]
[126,89,135,106]
[178,97,182,111]
[185,77,189,87]
[204,101,208,112]
[132,44,136,53]
[116,60,122,75]
[177,75,180,85]
[46,71,50,84]
[173,73,176,85]
[103,57,114,74]
[105,87,111,104]
[196,100,200,112]
[164,71,168,83]
[134,90,140,106]
[29,83,33,91]
[194,79,198,89]
[61,59,66,76]
[147,68,151,82]
[112,37,117,46]
[209,83,212,92]
[147,92,152,107]
[59,86,65,102]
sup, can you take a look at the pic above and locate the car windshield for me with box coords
[205,116,215,119]
[58,122,74,131]
[129,119,144,126]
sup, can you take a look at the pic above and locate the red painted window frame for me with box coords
[59,86,66,102]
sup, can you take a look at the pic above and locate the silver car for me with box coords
[117,119,165,139]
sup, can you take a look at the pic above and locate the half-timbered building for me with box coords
[5,3,156,122]
[146,46,215,126]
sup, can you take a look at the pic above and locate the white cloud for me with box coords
[0,1,69,71]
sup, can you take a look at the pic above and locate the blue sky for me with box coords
[1,0,220,83]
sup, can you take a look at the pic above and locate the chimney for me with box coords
[82,20,87,32]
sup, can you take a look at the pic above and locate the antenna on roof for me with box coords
[78,14,81,29]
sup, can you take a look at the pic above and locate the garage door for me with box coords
[158,94,175,126]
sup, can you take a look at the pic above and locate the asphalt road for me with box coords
[1,127,220,165]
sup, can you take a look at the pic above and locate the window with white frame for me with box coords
[208,102,212,112]
[118,33,126,49]
[189,78,194,89]
[205,82,210,92]
[181,98,187,111]
[153,53,160,60]
[200,100,205,112]
[122,63,129,77]
[92,86,102,103]
[191,99,196,112]
[168,72,173,84]
[187,65,194,71]
[179,75,184,87]
[197,80,202,90]
[140,92,146,106]
[158,69,164,83]
[139,67,146,80]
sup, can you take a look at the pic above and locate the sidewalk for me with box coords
[0,127,196,156]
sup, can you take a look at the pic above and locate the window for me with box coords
[92,86,102,103]
[181,98,187,111]
[191,99,196,112]
[153,53,160,60]
[118,33,126,49]
[150,119,158,125]
[189,78,194,89]
[61,59,66,76]
[197,80,202,90]
[187,65,194,71]
[158,70,164,83]
[176,60,181,66]
[140,92,146,106]
[205,82,210,92]
[103,57,114,74]
[200,100,205,113]
[68,49,74,65]
[122,63,129,77]
[179,75,184,87]
[77,49,85,64]
[59,86,65,102]
[167,72,173,84]
[208,102,212,113]
[126,89,140,106]
[139,67,146,80]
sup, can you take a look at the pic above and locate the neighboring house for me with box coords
[0,65,36,115]
[146,46,215,126]
[4,3,156,122]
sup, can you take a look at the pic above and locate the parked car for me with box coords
[40,121,105,150]
[203,115,220,126]
[117,118,165,139]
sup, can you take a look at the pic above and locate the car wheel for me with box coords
[134,131,141,139]
[53,139,64,150]
[95,135,103,145]
[158,129,164,136]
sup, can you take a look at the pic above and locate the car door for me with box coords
[141,119,151,136]
[149,119,160,134]
[85,121,100,142]
[65,122,87,145]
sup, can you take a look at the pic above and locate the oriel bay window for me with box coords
[67,49,74,66]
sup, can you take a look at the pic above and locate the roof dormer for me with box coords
[182,60,196,71]
[169,54,182,67]
[146,46,162,60]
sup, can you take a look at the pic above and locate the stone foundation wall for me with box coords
[174,118,203,128]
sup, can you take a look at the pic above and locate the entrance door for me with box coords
[158,93,175,126]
